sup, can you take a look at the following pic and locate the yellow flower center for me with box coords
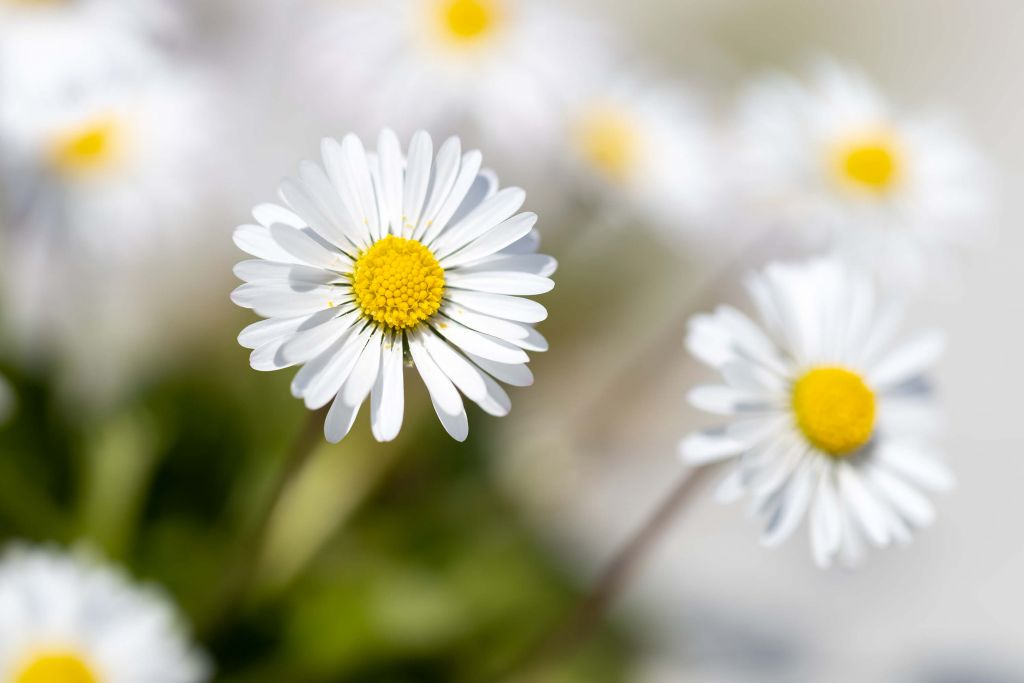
[574,107,639,182]
[437,0,498,43]
[352,235,445,330]
[833,134,900,192]
[49,117,120,175]
[792,367,876,456]
[15,652,99,683]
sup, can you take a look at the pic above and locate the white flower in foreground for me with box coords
[232,130,555,443]
[295,0,603,169]
[733,61,991,285]
[0,545,207,683]
[566,74,721,237]
[681,258,954,568]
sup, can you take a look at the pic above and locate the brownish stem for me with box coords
[502,465,715,681]
[199,407,328,638]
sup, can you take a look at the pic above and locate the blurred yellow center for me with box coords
[834,135,900,191]
[792,367,876,456]
[575,108,639,181]
[352,235,445,330]
[16,653,98,683]
[438,0,497,42]
[50,118,119,174]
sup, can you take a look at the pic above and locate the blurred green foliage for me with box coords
[0,325,633,682]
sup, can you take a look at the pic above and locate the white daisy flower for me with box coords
[231,129,555,443]
[294,0,604,171]
[0,545,208,683]
[566,74,721,237]
[681,258,954,568]
[733,61,991,285]
[0,63,214,257]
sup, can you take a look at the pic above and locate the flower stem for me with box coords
[500,465,715,681]
[199,407,327,638]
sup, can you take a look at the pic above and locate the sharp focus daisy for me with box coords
[232,129,555,443]
[733,61,991,285]
[566,74,721,236]
[0,545,208,683]
[681,258,954,568]
[295,0,604,171]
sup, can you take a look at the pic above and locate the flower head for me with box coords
[732,61,991,285]
[681,258,953,567]
[232,130,555,443]
[0,545,207,683]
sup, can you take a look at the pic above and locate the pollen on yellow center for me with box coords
[352,235,445,330]
[438,0,497,42]
[833,134,900,192]
[15,652,99,683]
[792,366,876,457]
[49,118,119,174]
[575,108,639,182]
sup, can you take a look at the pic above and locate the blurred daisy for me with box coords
[566,74,721,237]
[296,0,604,170]
[733,61,991,285]
[681,258,953,567]
[232,129,554,443]
[0,545,207,683]
[0,63,214,256]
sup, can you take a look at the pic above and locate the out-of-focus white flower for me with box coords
[681,258,953,568]
[0,545,208,683]
[0,0,182,47]
[733,61,991,285]
[565,74,722,238]
[294,0,605,173]
[232,129,554,443]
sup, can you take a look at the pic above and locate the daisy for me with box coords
[232,129,555,443]
[681,258,954,567]
[732,60,991,285]
[0,545,208,683]
[565,73,721,237]
[293,0,604,172]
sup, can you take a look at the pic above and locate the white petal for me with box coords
[445,271,553,296]
[499,229,540,255]
[444,290,547,323]
[463,353,533,387]
[422,150,482,246]
[868,332,945,389]
[341,331,383,407]
[415,136,461,240]
[324,393,360,443]
[402,130,432,233]
[868,466,936,528]
[874,442,956,492]
[320,137,372,249]
[281,173,351,252]
[433,317,529,364]
[231,283,342,318]
[761,460,815,547]
[688,385,778,415]
[838,462,891,547]
[377,128,404,236]
[294,325,373,410]
[420,328,488,402]
[438,212,537,269]
[460,253,557,277]
[279,311,358,364]
[252,203,305,229]
[238,310,336,349]
[432,187,526,259]
[370,334,405,442]
[440,302,531,341]
[233,260,341,285]
[269,224,349,271]
[408,334,468,441]
[810,471,842,568]
[678,428,745,464]
[234,224,301,264]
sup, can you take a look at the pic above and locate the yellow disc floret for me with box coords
[352,235,445,330]
[438,0,497,43]
[49,117,120,175]
[16,652,99,683]
[574,107,639,183]
[832,133,900,192]
[792,366,876,457]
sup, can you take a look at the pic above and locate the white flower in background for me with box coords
[232,129,555,443]
[0,64,214,257]
[566,74,721,237]
[681,258,953,568]
[0,545,207,683]
[295,0,604,171]
[733,61,991,285]
[0,0,181,46]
